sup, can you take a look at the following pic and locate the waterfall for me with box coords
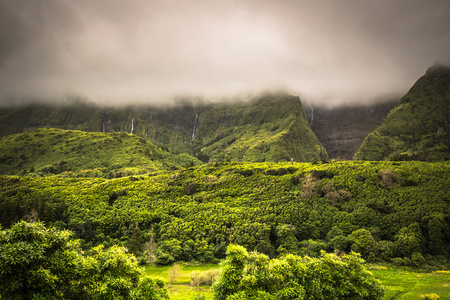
[191,113,201,141]
[130,118,134,134]
[309,107,314,127]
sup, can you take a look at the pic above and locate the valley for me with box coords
[0,65,449,299]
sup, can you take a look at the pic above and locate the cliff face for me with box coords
[0,94,327,162]
[355,65,450,161]
[306,101,398,160]
[0,100,102,136]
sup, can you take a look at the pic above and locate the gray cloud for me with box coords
[1,0,449,106]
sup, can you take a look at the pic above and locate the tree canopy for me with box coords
[0,221,168,299]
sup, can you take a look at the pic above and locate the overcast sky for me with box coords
[1,0,450,106]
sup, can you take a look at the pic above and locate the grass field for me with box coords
[369,266,450,300]
[144,264,450,300]
[144,264,218,300]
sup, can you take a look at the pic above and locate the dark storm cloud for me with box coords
[1,0,449,106]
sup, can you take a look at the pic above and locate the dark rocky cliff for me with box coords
[306,101,398,160]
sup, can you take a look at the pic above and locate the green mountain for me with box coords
[0,128,201,177]
[0,94,328,162]
[355,64,450,161]
[0,99,103,136]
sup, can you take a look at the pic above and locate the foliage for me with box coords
[169,263,181,284]
[0,160,449,268]
[0,128,202,177]
[370,265,450,300]
[0,94,327,163]
[0,221,168,299]
[212,244,384,300]
[419,294,440,300]
[190,269,221,287]
[144,263,450,300]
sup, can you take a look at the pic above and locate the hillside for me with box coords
[1,160,448,266]
[306,100,398,160]
[355,64,450,161]
[0,128,201,177]
[0,99,102,136]
[0,94,327,163]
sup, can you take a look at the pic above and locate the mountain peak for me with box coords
[425,63,450,76]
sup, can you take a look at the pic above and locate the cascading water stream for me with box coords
[191,113,201,141]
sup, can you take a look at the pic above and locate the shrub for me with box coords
[419,293,440,300]
[213,244,384,300]
[0,221,169,299]
[168,263,181,284]
[379,169,400,187]
[190,269,221,287]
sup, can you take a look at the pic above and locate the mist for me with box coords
[1,0,450,107]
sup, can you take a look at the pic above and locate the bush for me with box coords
[0,221,169,299]
[190,269,221,287]
[419,293,440,300]
[213,244,384,300]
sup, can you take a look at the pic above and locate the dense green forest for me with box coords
[1,160,448,269]
[1,222,386,299]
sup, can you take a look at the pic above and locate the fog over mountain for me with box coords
[1,0,450,106]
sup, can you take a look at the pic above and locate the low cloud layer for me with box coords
[1,0,450,106]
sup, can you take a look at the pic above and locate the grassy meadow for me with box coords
[144,264,449,300]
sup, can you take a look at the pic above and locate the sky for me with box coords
[1,0,450,107]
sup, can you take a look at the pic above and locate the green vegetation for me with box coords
[355,64,450,161]
[0,221,169,299]
[0,128,201,177]
[213,244,383,299]
[1,72,449,297]
[0,160,448,268]
[0,94,327,163]
[144,263,450,300]
[369,266,450,299]
[0,99,102,137]
[186,94,327,162]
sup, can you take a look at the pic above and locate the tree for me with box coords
[350,229,377,260]
[213,244,384,300]
[144,229,158,263]
[0,221,168,299]
[168,263,181,284]
[128,223,142,255]
[394,223,425,257]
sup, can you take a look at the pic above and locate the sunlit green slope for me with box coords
[355,64,450,161]
[0,128,201,177]
[1,160,448,266]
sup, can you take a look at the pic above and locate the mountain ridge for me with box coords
[0,94,328,163]
[355,64,450,161]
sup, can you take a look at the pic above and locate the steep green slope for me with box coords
[190,95,327,162]
[89,94,327,162]
[0,128,201,177]
[355,65,450,161]
[1,161,448,266]
[0,94,327,162]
